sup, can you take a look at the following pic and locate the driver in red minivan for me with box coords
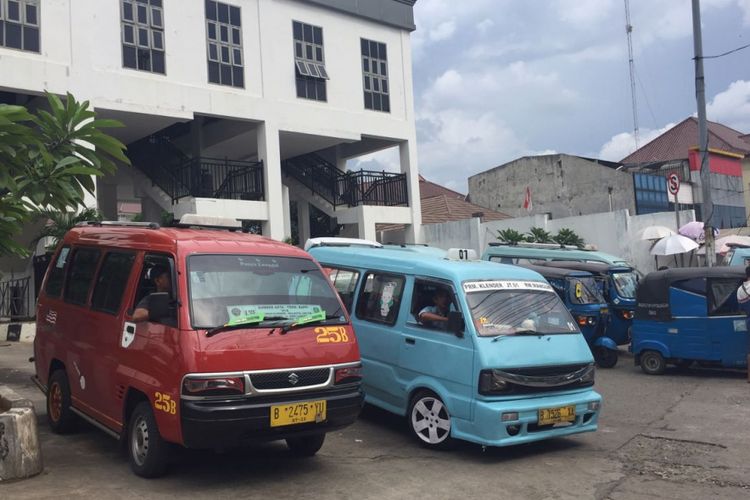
[132,265,174,325]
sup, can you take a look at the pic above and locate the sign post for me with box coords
[667,173,681,229]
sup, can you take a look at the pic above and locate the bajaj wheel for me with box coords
[286,433,326,457]
[640,350,666,375]
[47,370,78,434]
[408,391,455,450]
[128,402,169,478]
[595,347,618,368]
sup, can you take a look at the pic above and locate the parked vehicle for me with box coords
[722,244,750,267]
[632,267,748,375]
[482,242,631,267]
[33,217,363,477]
[517,264,619,368]
[534,261,638,346]
[309,240,601,450]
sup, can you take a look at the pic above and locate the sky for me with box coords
[353,0,750,194]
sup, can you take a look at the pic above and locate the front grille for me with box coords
[250,368,331,390]
[480,364,594,396]
[503,364,590,377]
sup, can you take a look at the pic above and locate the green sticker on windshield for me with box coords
[225,312,265,326]
[292,310,326,326]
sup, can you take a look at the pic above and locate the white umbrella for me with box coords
[650,234,700,256]
[638,225,675,240]
[697,235,750,255]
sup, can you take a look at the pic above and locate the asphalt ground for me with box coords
[1,342,749,500]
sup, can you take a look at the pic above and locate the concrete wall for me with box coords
[421,209,696,274]
[468,154,636,219]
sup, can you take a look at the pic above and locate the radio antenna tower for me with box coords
[624,0,639,150]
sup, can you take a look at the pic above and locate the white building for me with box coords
[0,0,422,245]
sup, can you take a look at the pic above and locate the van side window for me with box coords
[356,272,404,325]
[325,267,360,313]
[410,280,459,332]
[672,278,706,296]
[91,252,136,314]
[63,248,101,305]
[133,253,177,326]
[45,246,70,298]
[708,279,743,316]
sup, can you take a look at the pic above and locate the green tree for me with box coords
[526,227,553,243]
[496,228,526,245]
[0,92,129,256]
[30,208,103,252]
[553,228,585,248]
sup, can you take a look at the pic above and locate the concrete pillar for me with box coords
[96,180,118,220]
[257,122,284,240]
[357,207,377,242]
[399,140,422,243]
[282,184,291,241]
[297,200,311,245]
[190,116,204,159]
[141,196,162,224]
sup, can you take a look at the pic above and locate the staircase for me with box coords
[127,130,265,204]
[282,153,409,209]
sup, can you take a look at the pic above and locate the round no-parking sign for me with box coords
[667,173,680,196]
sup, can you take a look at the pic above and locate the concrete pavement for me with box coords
[1,342,748,499]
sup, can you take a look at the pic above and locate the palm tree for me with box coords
[30,208,103,251]
[526,227,553,243]
[497,229,527,245]
[553,228,585,248]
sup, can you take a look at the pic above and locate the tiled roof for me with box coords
[421,194,510,224]
[418,174,466,200]
[621,117,750,164]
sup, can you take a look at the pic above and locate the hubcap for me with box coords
[411,397,451,445]
[131,416,150,466]
[645,355,659,370]
[49,382,62,422]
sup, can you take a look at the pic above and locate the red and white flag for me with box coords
[522,187,533,212]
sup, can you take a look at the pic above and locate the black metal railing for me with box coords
[0,277,32,320]
[283,153,408,208]
[168,157,265,202]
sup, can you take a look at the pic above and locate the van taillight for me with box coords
[334,365,362,385]
[182,376,245,397]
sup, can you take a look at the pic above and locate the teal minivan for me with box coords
[309,240,602,449]
[482,242,630,267]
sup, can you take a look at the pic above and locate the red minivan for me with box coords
[33,219,363,477]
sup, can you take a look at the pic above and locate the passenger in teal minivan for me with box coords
[418,288,455,330]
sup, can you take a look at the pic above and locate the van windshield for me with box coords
[463,281,579,337]
[569,277,605,305]
[611,271,638,299]
[188,255,345,329]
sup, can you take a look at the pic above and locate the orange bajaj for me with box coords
[33,220,363,478]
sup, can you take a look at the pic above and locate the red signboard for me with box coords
[688,150,742,177]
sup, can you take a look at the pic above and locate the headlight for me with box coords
[577,316,596,326]
[479,370,511,395]
[334,364,362,385]
[619,310,634,320]
[182,376,245,397]
[580,363,595,385]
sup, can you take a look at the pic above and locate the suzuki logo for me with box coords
[288,373,300,385]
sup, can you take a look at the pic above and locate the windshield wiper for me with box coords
[280,314,343,335]
[206,316,288,337]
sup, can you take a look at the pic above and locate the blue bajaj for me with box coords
[632,267,749,375]
[535,261,638,346]
[521,264,619,368]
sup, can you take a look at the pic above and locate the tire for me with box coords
[640,350,666,375]
[47,370,78,434]
[595,346,618,368]
[128,402,169,478]
[408,391,455,450]
[286,433,326,457]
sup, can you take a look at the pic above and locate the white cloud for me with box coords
[598,123,677,161]
[429,20,456,42]
[707,80,750,132]
[476,18,494,34]
[556,0,616,26]
[740,0,750,24]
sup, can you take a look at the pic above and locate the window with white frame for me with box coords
[121,0,165,74]
[205,0,243,88]
[361,38,389,112]
[0,0,40,53]
[293,21,328,102]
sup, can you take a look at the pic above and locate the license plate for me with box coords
[270,400,326,427]
[538,405,576,426]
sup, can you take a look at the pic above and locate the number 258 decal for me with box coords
[154,392,176,415]
[315,326,350,344]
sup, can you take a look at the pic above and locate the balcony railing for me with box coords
[283,153,408,208]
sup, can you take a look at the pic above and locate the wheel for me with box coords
[47,370,78,433]
[128,402,169,478]
[594,346,618,368]
[408,391,455,450]
[286,433,326,457]
[640,350,666,375]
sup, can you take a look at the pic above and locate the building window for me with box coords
[361,38,389,112]
[205,0,243,87]
[293,21,328,101]
[121,0,165,74]
[633,173,669,215]
[0,0,40,53]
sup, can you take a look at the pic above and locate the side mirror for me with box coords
[447,311,464,337]
[148,292,170,322]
